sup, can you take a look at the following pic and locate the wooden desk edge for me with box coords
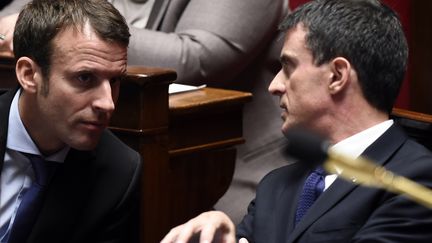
[169,87,252,114]
[0,52,15,67]
[126,66,177,86]
[392,107,432,124]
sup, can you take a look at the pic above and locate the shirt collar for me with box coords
[6,89,69,163]
[328,120,394,174]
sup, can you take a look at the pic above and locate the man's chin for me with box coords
[69,137,100,151]
[281,125,290,137]
[281,122,305,137]
[281,120,294,133]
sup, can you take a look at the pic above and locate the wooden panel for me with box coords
[169,88,251,155]
[410,1,432,113]
[110,85,251,243]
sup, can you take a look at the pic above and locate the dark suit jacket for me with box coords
[0,89,142,243]
[237,124,432,243]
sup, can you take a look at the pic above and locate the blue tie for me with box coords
[295,167,326,225]
[6,154,58,243]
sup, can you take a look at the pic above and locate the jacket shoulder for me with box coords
[94,130,142,173]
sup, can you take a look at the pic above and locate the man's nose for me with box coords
[93,81,115,113]
[268,70,285,96]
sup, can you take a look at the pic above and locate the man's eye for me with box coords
[77,73,94,85]
[110,76,122,84]
[282,64,292,78]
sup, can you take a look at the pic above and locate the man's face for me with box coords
[31,23,127,151]
[268,25,333,136]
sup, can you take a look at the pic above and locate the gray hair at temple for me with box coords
[13,0,130,78]
[280,0,408,114]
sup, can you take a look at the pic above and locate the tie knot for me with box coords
[23,153,58,186]
[314,166,326,176]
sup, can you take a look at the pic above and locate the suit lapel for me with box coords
[359,124,406,167]
[286,124,407,242]
[28,150,95,242]
[286,175,357,242]
[146,0,171,29]
[279,169,308,242]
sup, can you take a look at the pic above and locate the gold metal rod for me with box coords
[325,152,432,209]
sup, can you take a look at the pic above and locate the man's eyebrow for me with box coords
[280,54,296,66]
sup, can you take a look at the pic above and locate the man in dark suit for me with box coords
[160,0,432,242]
[0,0,141,242]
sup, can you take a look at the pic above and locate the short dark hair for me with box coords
[13,0,130,78]
[280,0,408,114]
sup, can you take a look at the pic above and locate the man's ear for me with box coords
[15,57,42,93]
[328,57,351,95]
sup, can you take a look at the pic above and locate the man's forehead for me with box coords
[53,21,96,42]
[281,26,308,52]
[283,23,308,42]
[52,24,124,53]
[50,26,127,69]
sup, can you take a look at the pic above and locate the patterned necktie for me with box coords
[6,154,58,243]
[295,166,326,225]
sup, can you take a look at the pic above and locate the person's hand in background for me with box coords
[160,211,238,243]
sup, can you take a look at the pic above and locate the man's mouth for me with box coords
[80,120,107,131]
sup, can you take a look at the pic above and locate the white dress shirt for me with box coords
[0,90,69,237]
[323,120,394,191]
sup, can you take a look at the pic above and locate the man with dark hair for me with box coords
[160,0,432,242]
[0,0,141,242]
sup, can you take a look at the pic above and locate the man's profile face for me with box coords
[33,22,127,151]
[268,25,333,136]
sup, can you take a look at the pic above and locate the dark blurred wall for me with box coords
[410,1,432,114]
